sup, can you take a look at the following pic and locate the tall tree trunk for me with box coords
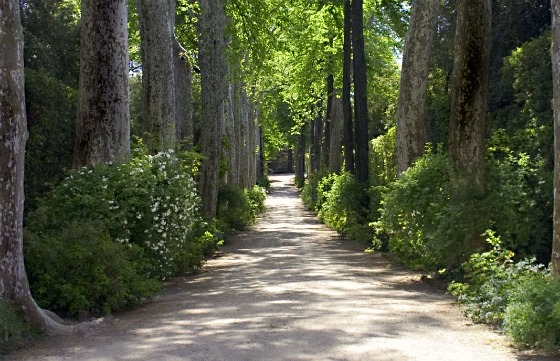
[323,74,334,168]
[295,131,307,187]
[0,1,74,334]
[343,0,354,174]
[330,95,343,173]
[309,117,316,176]
[312,110,323,173]
[352,0,369,184]
[448,0,492,189]
[225,84,238,185]
[551,0,560,275]
[74,0,130,168]
[198,0,227,219]
[174,39,194,150]
[137,0,176,153]
[395,0,439,175]
[240,94,251,188]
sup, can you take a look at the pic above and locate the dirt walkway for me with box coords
[6,175,549,360]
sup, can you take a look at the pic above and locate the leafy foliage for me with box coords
[24,147,221,317]
[504,275,560,350]
[25,221,159,317]
[318,173,371,242]
[448,231,546,325]
[301,170,332,212]
[217,184,267,232]
[377,149,541,272]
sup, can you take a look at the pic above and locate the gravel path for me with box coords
[6,174,549,360]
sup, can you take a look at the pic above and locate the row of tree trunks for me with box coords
[73,0,130,168]
[224,81,260,188]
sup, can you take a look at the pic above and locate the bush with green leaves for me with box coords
[301,170,331,212]
[217,184,267,231]
[504,274,560,350]
[24,147,221,317]
[376,150,454,270]
[25,221,159,317]
[0,300,36,355]
[317,172,371,242]
[369,127,397,219]
[448,231,546,325]
[376,148,540,272]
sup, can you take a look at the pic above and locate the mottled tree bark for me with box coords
[74,0,130,168]
[198,0,227,219]
[343,0,354,174]
[0,1,75,334]
[448,0,492,189]
[551,0,560,275]
[137,0,176,153]
[395,0,439,175]
[352,0,369,184]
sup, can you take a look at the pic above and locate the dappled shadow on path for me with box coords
[8,174,543,361]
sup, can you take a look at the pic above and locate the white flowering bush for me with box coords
[24,146,220,316]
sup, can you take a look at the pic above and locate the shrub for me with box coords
[217,184,266,231]
[370,127,397,219]
[24,147,221,317]
[376,150,455,270]
[504,275,560,350]
[448,231,546,325]
[377,148,541,272]
[245,185,267,216]
[25,221,159,317]
[318,173,371,242]
[301,170,331,211]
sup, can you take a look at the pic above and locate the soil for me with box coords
[5,174,558,361]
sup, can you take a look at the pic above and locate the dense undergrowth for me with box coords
[301,131,557,351]
[18,145,266,322]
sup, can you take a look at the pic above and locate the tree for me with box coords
[448,0,492,189]
[0,0,72,334]
[352,0,369,184]
[343,0,354,174]
[552,0,560,275]
[395,0,439,175]
[198,0,227,219]
[74,0,131,168]
[137,0,176,153]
